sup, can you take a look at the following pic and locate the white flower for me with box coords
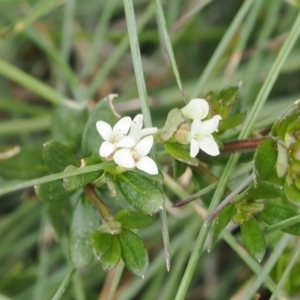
[96,117,135,158]
[181,98,209,120]
[113,135,158,175]
[128,114,158,143]
[189,115,222,157]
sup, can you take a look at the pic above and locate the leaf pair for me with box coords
[91,210,154,277]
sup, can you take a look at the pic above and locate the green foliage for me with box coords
[119,229,149,278]
[164,142,199,166]
[91,230,121,271]
[69,196,100,269]
[240,217,266,262]
[52,101,88,150]
[63,156,103,191]
[42,140,79,173]
[258,204,300,235]
[0,146,47,179]
[116,171,165,214]
[114,209,155,229]
[254,139,277,185]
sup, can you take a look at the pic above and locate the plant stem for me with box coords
[84,184,112,221]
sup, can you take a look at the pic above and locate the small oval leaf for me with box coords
[114,210,155,229]
[43,140,79,173]
[165,142,199,166]
[209,204,235,251]
[35,180,73,203]
[63,157,104,191]
[116,171,165,214]
[91,229,122,271]
[254,139,277,185]
[69,196,100,269]
[240,217,266,262]
[120,229,148,278]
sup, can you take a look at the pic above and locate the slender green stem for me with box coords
[0,162,115,196]
[80,0,117,79]
[155,0,185,101]
[0,59,63,105]
[263,215,300,234]
[243,234,290,300]
[84,184,112,221]
[87,2,155,99]
[239,10,300,139]
[192,0,253,98]
[51,267,76,300]
[222,230,277,293]
[56,0,76,95]
[269,239,300,300]
[0,115,51,135]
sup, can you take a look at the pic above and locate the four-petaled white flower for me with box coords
[189,115,222,157]
[96,117,135,158]
[113,135,158,175]
[181,98,209,120]
[96,114,158,175]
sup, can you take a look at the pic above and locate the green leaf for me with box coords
[52,100,88,150]
[116,171,165,214]
[81,95,119,156]
[219,112,245,131]
[284,178,300,204]
[258,203,300,235]
[63,156,104,191]
[34,180,73,203]
[42,140,79,173]
[114,210,155,229]
[69,196,100,269]
[90,229,121,271]
[209,86,240,118]
[254,139,277,185]
[45,200,72,238]
[240,217,266,262]
[157,108,185,142]
[0,146,47,179]
[244,181,283,200]
[209,204,235,250]
[120,229,148,278]
[164,142,199,166]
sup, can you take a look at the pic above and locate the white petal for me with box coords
[135,135,153,157]
[96,121,112,141]
[136,156,158,175]
[191,118,202,136]
[100,141,115,157]
[190,138,200,158]
[181,99,209,120]
[197,136,220,156]
[199,115,222,135]
[116,136,136,148]
[132,114,144,131]
[139,127,158,139]
[113,149,135,168]
[113,116,132,137]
